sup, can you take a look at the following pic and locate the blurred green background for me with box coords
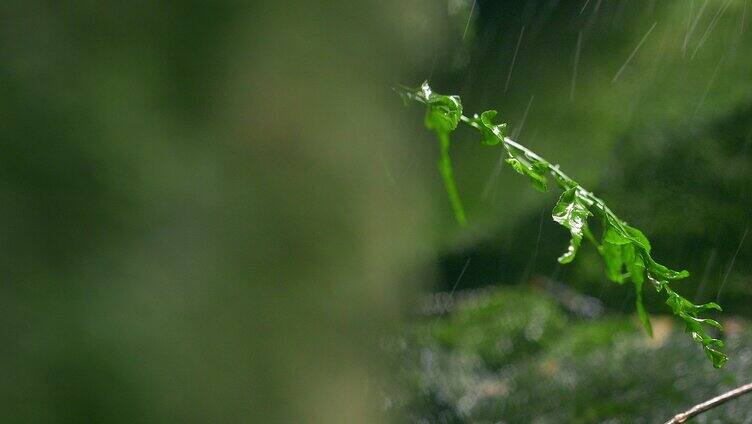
[0,0,750,422]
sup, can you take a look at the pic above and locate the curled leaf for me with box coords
[471,110,507,146]
[394,82,463,133]
[644,255,690,281]
[424,82,462,132]
[663,286,728,368]
[505,157,548,192]
[552,187,591,264]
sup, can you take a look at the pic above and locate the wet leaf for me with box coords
[601,228,630,283]
[552,187,591,263]
[395,82,463,133]
[471,110,507,146]
[664,287,728,368]
[644,255,690,280]
[505,157,548,192]
[626,249,652,336]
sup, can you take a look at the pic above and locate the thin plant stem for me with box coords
[664,382,752,423]
[437,131,467,227]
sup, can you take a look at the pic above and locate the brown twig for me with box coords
[664,382,752,423]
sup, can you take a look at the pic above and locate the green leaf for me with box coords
[601,241,626,283]
[530,159,549,175]
[505,157,548,192]
[600,227,631,283]
[623,225,652,252]
[663,286,728,368]
[626,249,652,336]
[599,215,692,340]
[394,82,463,133]
[705,346,730,369]
[598,226,652,335]
[603,226,630,245]
[471,110,507,146]
[602,217,652,252]
[552,187,591,264]
[422,82,462,133]
[644,255,690,281]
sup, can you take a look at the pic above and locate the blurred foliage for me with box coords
[432,288,566,368]
[0,0,447,422]
[390,286,752,423]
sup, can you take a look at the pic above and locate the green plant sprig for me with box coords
[397,81,727,368]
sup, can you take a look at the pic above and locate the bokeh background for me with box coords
[0,0,750,423]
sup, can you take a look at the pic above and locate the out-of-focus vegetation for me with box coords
[388,286,752,423]
[0,1,442,422]
[0,0,751,422]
